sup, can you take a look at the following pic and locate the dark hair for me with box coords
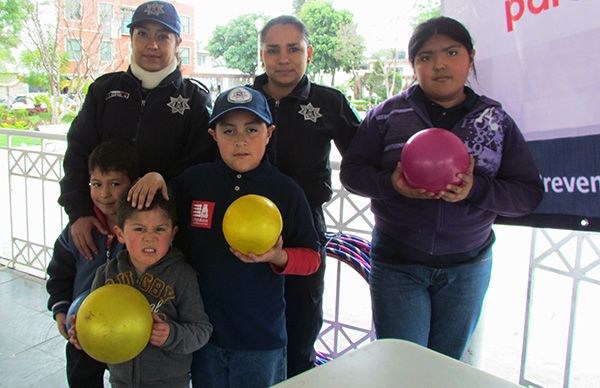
[117,193,177,229]
[260,15,310,45]
[408,16,476,77]
[88,139,139,182]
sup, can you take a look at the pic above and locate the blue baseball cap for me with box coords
[209,86,273,127]
[127,1,181,36]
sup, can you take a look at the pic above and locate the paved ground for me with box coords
[0,266,73,387]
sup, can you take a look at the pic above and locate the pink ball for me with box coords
[400,128,470,193]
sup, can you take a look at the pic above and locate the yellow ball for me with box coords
[76,284,153,364]
[222,194,283,255]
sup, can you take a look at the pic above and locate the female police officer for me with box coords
[59,1,214,258]
[253,15,361,377]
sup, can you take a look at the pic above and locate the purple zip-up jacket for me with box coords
[340,86,543,257]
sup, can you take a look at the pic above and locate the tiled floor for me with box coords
[0,266,96,388]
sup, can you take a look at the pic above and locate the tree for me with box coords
[0,0,33,68]
[207,14,264,77]
[335,22,366,99]
[20,44,69,91]
[292,0,307,15]
[362,49,404,103]
[410,0,442,28]
[21,0,127,124]
[298,0,352,85]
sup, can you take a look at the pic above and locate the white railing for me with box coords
[1,127,599,387]
[0,128,68,278]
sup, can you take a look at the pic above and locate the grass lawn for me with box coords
[0,134,42,148]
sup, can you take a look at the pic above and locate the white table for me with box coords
[274,339,522,388]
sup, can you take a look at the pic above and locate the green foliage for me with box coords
[362,59,403,102]
[207,14,265,76]
[335,23,366,74]
[0,134,42,148]
[62,112,77,123]
[293,0,307,15]
[298,0,352,79]
[335,22,366,99]
[21,49,70,90]
[0,106,50,130]
[410,0,442,28]
[350,99,369,112]
[0,0,33,67]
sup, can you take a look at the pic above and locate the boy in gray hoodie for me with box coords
[70,194,212,388]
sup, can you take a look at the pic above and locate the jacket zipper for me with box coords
[135,95,146,143]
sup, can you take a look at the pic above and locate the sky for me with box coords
[195,0,416,54]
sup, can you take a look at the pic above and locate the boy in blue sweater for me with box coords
[171,86,321,387]
[47,139,138,387]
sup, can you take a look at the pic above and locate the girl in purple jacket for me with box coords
[340,16,543,360]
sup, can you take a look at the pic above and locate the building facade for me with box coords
[58,0,197,78]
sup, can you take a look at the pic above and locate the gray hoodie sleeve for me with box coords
[161,264,212,354]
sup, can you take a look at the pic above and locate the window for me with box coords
[99,3,113,38]
[121,7,135,35]
[66,39,82,61]
[100,41,114,62]
[180,15,191,35]
[180,47,190,65]
[196,52,207,67]
[64,0,81,20]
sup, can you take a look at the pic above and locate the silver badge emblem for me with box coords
[227,87,252,104]
[144,2,165,16]
[298,103,322,123]
[167,95,190,115]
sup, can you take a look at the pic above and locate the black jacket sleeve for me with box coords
[58,81,102,222]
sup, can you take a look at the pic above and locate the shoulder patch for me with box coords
[105,90,130,100]
[191,200,215,229]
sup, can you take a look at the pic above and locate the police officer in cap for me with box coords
[60,1,215,260]
[253,15,362,377]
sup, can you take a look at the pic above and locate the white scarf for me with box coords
[130,56,178,89]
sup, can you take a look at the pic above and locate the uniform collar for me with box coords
[127,65,182,90]
[214,157,272,182]
[253,73,311,101]
[409,85,479,130]
[410,84,478,112]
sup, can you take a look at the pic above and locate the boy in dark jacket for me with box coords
[172,86,321,387]
[47,139,139,387]
[134,85,320,387]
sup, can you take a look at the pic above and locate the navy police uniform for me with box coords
[59,67,215,222]
[252,73,361,375]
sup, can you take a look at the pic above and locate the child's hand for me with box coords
[68,315,82,350]
[55,313,69,339]
[71,216,108,259]
[230,236,288,268]
[149,313,170,347]
[438,157,475,203]
[128,172,169,210]
[391,162,439,199]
